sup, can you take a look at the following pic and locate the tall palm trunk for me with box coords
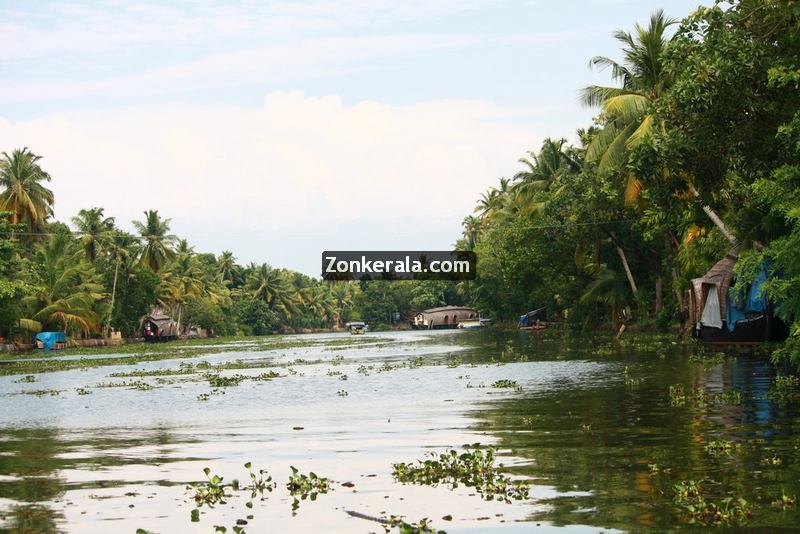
[106,255,121,336]
[690,186,737,245]
[608,232,638,295]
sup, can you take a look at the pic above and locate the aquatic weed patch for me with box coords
[704,440,741,456]
[286,467,331,511]
[491,379,519,389]
[672,479,753,526]
[668,385,742,407]
[767,374,800,403]
[392,448,529,503]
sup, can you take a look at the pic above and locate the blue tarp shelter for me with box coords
[34,331,66,351]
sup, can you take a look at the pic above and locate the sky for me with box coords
[0,0,705,276]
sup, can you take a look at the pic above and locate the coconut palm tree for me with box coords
[21,234,105,334]
[329,282,357,327]
[461,215,482,249]
[474,177,512,223]
[512,138,581,216]
[133,210,176,272]
[581,9,677,202]
[71,207,115,263]
[305,284,337,327]
[218,250,238,283]
[247,264,300,319]
[0,148,54,231]
[105,231,139,334]
[580,264,631,331]
[159,252,204,332]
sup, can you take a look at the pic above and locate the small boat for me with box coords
[346,321,368,335]
[457,318,492,329]
[519,307,547,330]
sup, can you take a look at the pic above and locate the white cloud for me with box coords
[0,92,541,272]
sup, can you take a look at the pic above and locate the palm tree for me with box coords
[0,148,54,231]
[247,264,300,319]
[105,231,139,334]
[581,9,676,202]
[159,252,204,332]
[329,282,357,327]
[512,138,580,216]
[71,207,115,263]
[175,238,194,255]
[474,177,512,223]
[305,285,337,327]
[580,264,630,331]
[133,210,176,272]
[461,215,483,249]
[21,234,105,334]
[218,250,238,283]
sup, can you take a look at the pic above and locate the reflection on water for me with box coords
[0,330,798,532]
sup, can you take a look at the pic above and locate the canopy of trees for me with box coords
[455,0,800,364]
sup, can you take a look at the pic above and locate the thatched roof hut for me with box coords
[689,250,739,327]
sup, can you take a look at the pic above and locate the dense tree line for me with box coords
[456,1,800,364]
[0,153,462,339]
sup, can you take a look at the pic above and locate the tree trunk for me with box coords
[608,233,638,295]
[593,238,601,273]
[616,245,638,295]
[107,255,121,336]
[690,186,738,245]
[654,275,663,315]
[671,267,683,311]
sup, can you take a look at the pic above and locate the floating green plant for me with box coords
[668,385,741,407]
[13,375,37,383]
[286,467,331,511]
[189,467,230,507]
[673,479,753,526]
[392,448,529,503]
[705,440,741,456]
[491,379,518,389]
[771,491,796,510]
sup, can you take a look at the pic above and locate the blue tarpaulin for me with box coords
[727,287,747,332]
[746,263,769,313]
[34,331,66,350]
[726,261,770,332]
[519,315,529,326]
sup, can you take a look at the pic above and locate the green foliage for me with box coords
[286,467,331,510]
[392,448,530,503]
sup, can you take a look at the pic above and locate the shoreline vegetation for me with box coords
[1,1,799,372]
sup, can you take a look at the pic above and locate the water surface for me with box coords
[1,330,798,532]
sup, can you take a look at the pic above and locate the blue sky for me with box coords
[0,0,705,275]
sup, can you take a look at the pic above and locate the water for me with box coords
[1,330,798,532]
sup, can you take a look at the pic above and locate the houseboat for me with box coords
[143,313,179,342]
[411,306,489,330]
[689,251,788,343]
[346,321,368,335]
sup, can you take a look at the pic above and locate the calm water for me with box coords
[1,330,798,532]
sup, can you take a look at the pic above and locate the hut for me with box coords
[411,306,481,330]
[688,251,788,343]
[143,313,179,342]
